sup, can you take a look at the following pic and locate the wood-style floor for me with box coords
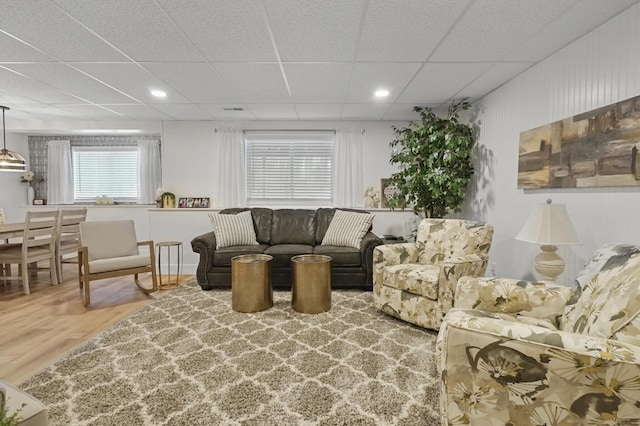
[0,262,192,386]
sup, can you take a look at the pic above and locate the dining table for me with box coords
[0,222,25,240]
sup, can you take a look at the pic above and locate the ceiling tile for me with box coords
[345,62,422,103]
[431,0,578,62]
[73,63,190,104]
[265,0,365,61]
[0,33,56,62]
[213,63,291,103]
[357,0,472,62]
[396,63,493,104]
[32,104,123,120]
[142,62,242,104]
[6,63,136,104]
[456,62,533,100]
[284,63,352,103]
[0,66,83,104]
[382,103,441,121]
[152,104,215,120]
[0,1,127,62]
[341,103,390,120]
[295,104,343,120]
[52,0,205,62]
[157,0,278,62]
[247,104,298,120]
[101,104,173,120]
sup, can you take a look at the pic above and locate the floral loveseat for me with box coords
[373,218,493,330]
[437,244,640,425]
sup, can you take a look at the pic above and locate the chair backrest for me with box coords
[416,218,493,265]
[22,210,59,252]
[560,244,640,344]
[80,220,139,261]
[58,207,87,250]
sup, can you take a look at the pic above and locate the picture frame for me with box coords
[178,197,210,208]
[33,198,46,205]
[380,178,404,209]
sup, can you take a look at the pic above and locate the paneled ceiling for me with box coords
[0,0,638,122]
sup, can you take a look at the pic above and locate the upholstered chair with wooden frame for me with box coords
[0,210,60,295]
[78,220,158,306]
[55,207,87,283]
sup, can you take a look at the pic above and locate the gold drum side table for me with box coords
[155,241,183,290]
[291,254,332,313]
[231,254,273,313]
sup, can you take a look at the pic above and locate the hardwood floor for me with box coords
[0,262,192,385]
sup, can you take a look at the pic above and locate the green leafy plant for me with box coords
[388,99,476,218]
[0,399,25,426]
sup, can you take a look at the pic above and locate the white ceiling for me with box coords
[0,0,638,123]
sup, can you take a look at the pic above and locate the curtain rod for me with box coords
[242,129,336,134]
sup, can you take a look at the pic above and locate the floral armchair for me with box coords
[437,244,640,425]
[373,218,493,330]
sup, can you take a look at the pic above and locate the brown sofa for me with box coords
[191,207,382,291]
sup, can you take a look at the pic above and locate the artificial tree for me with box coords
[388,99,475,218]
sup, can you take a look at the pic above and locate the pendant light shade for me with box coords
[0,106,26,172]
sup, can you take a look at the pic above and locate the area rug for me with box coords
[20,279,440,425]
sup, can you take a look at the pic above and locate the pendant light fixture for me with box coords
[0,105,26,172]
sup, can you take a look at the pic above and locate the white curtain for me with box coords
[47,140,74,204]
[138,139,162,204]
[214,128,245,208]
[334,130,364,207]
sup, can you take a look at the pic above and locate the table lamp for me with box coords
[515,199,580,282]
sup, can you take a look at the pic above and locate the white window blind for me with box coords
[72,146,139,202]
[245,131,334,204]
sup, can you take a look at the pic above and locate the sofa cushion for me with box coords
[264,244,314,267]
[316,208,374,244]
[560,245,640,340]
[313,245,361,266]
[382,263,440,300]
[321,209,374,249]
[220,208,273,244]
[213,244,269,266]
[271,209,316,245]
[209,211,259,249]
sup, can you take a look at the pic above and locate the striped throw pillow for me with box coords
[209,211,259,249]
[321,210,374,249]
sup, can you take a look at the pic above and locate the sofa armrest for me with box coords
[438,308,640,425]
[190,231,217,289]
[455,276,574,326]
[359,232,383,284]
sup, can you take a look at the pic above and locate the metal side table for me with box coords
[155,241,183,290]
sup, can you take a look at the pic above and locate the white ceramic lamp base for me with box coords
[534,244,565,282]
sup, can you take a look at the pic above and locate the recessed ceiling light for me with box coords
[374,89,390,98]
[150,89,167,98]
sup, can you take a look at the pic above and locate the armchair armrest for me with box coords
[372,242,420,287]
[455,276,573,326]
[438,308,640,425]
[435,253,490,321]
[190,231,217,288]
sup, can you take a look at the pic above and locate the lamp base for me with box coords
[534,245,565,282]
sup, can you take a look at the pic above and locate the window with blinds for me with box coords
[245,131,334,205]
[72,146,139,202]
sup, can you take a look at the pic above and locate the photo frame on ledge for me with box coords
[380,179,404,209]
[178,197,210,208]
[33,198,46,205]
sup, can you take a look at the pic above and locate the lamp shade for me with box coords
[0,105,26,172]
[515,200,580,245]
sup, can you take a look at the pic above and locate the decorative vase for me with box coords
[27,186,35,205]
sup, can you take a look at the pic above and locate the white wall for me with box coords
[466,3,640,285]
[0,133,29,221]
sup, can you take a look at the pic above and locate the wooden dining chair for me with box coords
[55,207,87,283]
[0,210,60,295]
[0,207,8,277]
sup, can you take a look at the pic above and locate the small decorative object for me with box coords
[364,186,376,208]
[95,195,114,205]
[161,192,176,208]
[33,198,46,205]
[20,170,43,205]
[178,197,210,208]
[380,178,404,209]
[155,187,165,208]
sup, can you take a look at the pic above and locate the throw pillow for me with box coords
[321,209,373,249]
[208,211,259,249]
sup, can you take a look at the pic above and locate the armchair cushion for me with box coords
[456,276,573,326]
[382,263,440,299]
[88,254,155,274]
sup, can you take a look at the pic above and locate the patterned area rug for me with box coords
[20,280,440,425]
